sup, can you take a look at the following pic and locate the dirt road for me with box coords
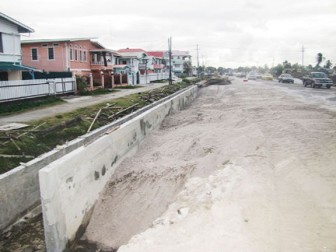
[85,79,336,251]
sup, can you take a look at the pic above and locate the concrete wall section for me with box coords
[39,85,198,251]
[0,85,194,233]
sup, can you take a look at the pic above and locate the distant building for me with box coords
[0,12,34,81]
[163,50,191,76]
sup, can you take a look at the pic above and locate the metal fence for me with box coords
[0,78,75,103]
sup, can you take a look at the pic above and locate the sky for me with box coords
[2,0,336,68]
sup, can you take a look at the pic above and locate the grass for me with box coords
[0,79,200,174]
[113,85,144,89]
[77,88,117,96]
[0,96,64,116]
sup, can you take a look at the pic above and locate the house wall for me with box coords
[8,70,21,80]
[22,42,68,72]
[21,40,103,74]
[69,40,98,71]
[0,18,21,63]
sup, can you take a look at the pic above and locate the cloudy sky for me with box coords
[2,0,336,68]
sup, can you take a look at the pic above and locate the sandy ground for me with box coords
[85,79,336,252]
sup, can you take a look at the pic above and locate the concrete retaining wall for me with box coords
[38,85,199,251]
[0,85,197,234]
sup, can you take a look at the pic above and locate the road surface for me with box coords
[85,78,336,252]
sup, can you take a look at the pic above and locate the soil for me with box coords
[85,80,336,251]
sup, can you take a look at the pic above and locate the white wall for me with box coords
[0,19,21,63]
[39,85,199,251]
[7,70,21,80]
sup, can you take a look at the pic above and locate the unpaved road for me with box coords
[85,79,336,251]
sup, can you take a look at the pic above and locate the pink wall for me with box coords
[21,40,102,73]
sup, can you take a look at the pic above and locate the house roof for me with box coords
[0,62,37,72]
[118,51,148,59]
[21,37,104,47]
[147,51,164,58]
[172,50,191,57]
[0,12,34,33]
[117,48,146,53]
[90,49,121,56]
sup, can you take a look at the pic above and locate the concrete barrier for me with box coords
[38,85,199,251]
[0,85,196,234]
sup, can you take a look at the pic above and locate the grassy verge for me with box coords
[0,79,200,174]
[113,85,144,89]
[0,97,64,117]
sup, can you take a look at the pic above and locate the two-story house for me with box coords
[21,38,121,88]
[164,50,191,76]
[0,12,34,81]
[147,51,167,74]
[117,48,150,85]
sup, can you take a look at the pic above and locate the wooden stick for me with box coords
[87,108,102,133]
[0,154,35,159]
[108,103,139,119]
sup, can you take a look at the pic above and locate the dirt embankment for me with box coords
[85,81,336,251]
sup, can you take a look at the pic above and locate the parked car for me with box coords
[278,74,294,83]
[247,73,257,80]
[302,72,333,89]
[261,74,273,81]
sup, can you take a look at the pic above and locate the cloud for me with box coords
[2,0,336,67]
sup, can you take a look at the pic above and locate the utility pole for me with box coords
[301,45,305,66]
[196,44,200,78]
[168,36,172,85]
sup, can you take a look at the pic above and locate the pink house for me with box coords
[21,38,121,88]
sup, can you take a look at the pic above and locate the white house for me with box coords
[164,50,191,76]
[0,12,34,81]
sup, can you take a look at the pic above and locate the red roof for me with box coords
[153,64,164,69]
[117,48,146,53]
[147,51,164,58]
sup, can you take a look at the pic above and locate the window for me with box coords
[74,47,78,61]
[0,33,3,53]
[31,48,38,60]
[83,51,87,62]
[53,43,59,47]
[42,44,48,47]
[69,46,73,61]
[79,50,82,62]
[48,47,54,60]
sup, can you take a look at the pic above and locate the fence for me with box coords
[139,73,169,84]
[0,78,75,103]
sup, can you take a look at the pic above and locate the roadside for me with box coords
[0,82,169,126]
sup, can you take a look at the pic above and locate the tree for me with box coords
[217,67,224,74]
[183,61,193,76]
[271,64,284,76]
[206,66,216,74]
[323,60,332,69]
[283,60,291,69]
[316,53,323,68]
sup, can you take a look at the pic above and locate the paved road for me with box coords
[0,83,168,126]
[243,77,336,110]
